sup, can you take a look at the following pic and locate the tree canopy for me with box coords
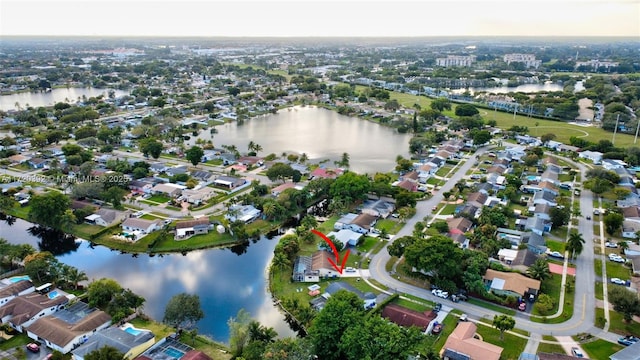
[28,191,71,229]
[185,146,204,166]
[163,293,205,330]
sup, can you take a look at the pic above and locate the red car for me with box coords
[518,302,526,311]
[26,343,40,353]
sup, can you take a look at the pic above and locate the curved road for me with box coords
[368,147,618,342]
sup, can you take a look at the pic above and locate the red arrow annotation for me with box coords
[311,229,350,274]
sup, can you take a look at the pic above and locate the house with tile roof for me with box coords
[25,302,111,354]
[72,326,156,360]
[441,322,503,360]
[381,303,437,331]
[0,279,35,307]
[0,291,70,332]
[175,218,211,240]
[483,269,540,298]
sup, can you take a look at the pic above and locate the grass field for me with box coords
[606,261,632,280]
[440,203,458,215]
[608,309,640,336]
[537,338,566,355]
[474,322,528,360]
[581,339,624,360]
[368,86,640,147]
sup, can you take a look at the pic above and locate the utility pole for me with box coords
[612,113,620,144]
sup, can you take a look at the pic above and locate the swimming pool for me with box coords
[124,327,142,336]
[8,275,31,283]
[48,291,59,299]
[163,347,185,359]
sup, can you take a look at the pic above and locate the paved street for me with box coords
[367,146,621,343]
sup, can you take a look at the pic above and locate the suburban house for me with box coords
[309,167,343,180]
[271,182,305,197]
[311,251,341,278]
[381,303,436,332]
[85,208,130,227]
[175,218,212,240]
[190,170,214,182]
[447,217,473,235]
[417,164,437,182]
[525,216,550,236]
[135,335,210,360]
[578,150,603,164]
[28,157,49,169]
[71,326,156,360]
[531,191,557,207]
[0,181,22,194]
[7,154,31,165]
[121,218,162,235]
[520,232,548,255]
[483,269,540,299]
[213,175,247,189]
[0,279,35,307]
[149,162,168,174]
[360,198,395,218]
[181,187,217,205]
[629,256,640,276]
[609,340,640,360]
[225,204,261,223]
[496,248,539,272]
[165,165,188,177]
[623,243,640,257]
[602,159,627,171]
[25,302,112,354]
[324,229,363,249]
[150,183,184,198]
[395,179,418,192]
[0,290,70,332]
[334,213,377,234]
[622,206,640,223]
[292,255,320,282]
[441,322,503,360]
[129,179,154,194]
[622,221,640,239]
[310,282,378,311]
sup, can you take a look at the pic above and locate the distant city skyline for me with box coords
[1,0,639,38]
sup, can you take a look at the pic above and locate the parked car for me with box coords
[549,251,564,259]
[571,347,584,358]
[605,242,618,248]
[618,335,640,346]
[432,289,448,299]
[610,278,626,285]
[434,302,442,312]
[593,209,600,215]
[612,256,626,263]
[431,322,443,335]
[518,302,526,311]
[459,313,468,322]
[344,267,356,273]
[26,343,40,353]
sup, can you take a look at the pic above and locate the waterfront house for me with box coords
[175,218,211,240]
[0,279,35,307]
[309,167,343,180]
[121,218,162,235]
[85,208,130,227]
[292,255,320,282]
[25,302,111,354]
[71,326,155,360]
[0,290,70,332]
[225,204,261,223]
[311,251,340,278]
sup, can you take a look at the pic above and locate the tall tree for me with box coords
[566,231,585,260]
[492,315,515,340]
[185,146,204,166]
[604,213,624,235]
[609,286,640,322]
[527,258,551,281]
[28,191,71,229]
[308,290,364,360]
[163,293,205,330]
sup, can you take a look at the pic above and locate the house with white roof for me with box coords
[578,150,603,164]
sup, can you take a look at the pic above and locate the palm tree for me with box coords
[66,267,89,290]
[253,143,262,155]
[566,231,585,260]
[299,153,309,163]
[527,258,551,281]
[247,141,255,152]
[271,252,290,280]
[618,240,629,255]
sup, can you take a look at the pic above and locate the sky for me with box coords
[0,0,639,37]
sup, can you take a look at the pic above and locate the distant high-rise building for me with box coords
[436,55,476,67]
[503,54,542,69]
[575,60,620,70]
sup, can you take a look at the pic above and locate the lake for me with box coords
[0,87,128,111]
[1,217,296,343]
[187,106,412,174]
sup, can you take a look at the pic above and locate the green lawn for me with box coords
[467,298,516,316]
[545,240,565,253]
[148,194,170,203]
[0,333,31,351]
[581,339,624,360]
[375,218,403,234]
[595,307,606,328]
[70,223,104,239]
[537,339,566,355]
[474,323,528,360]
[531,274,561,318]
[595,281,604,300]
[606,261,632,280]
[608,309,640,336]
[440,203,458,216]
[435,165,454,177]
[392,297,431,312]
[595,258,603,277]
[415,314,459,354]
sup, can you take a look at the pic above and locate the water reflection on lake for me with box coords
[0,88,128,111]
[1,217,295,343]
[187,106,412,174]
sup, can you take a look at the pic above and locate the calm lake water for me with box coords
[187,106,412,174]
[1,218,295,343]
[450,83,564,95]
[0,88,128,111]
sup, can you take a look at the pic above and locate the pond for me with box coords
[1,217,296,343]
[0,87,128,111]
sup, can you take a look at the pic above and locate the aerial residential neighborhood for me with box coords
[0,3,639,359]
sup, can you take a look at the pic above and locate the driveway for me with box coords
[555,335,585,358]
